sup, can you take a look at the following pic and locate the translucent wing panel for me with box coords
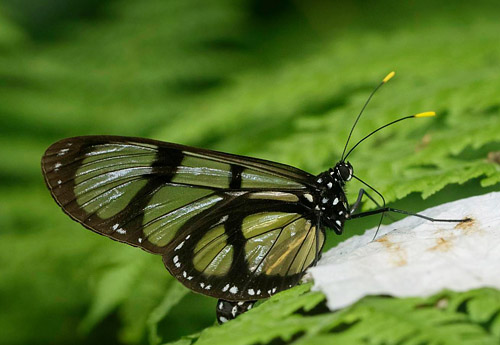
[242,212,299,239]
[171,156,232,189]
[193,224,234,276]
[243,214,322,277]
[240,170,303,189]
[143,193,223,247]
[144,187,213,224]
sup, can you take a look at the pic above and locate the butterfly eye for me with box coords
[338,164,352,181]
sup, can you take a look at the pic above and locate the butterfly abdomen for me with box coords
[216,299,257,324]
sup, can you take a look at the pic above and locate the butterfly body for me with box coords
[313,163,353,234]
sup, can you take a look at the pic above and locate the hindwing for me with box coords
[162,190,325,300]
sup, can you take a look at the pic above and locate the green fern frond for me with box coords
[172,286,500,345]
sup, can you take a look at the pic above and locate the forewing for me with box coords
[163,191,325,300]
[41,136,313,254]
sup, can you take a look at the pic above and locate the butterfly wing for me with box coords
[163,190,325,300]
[42,136,323,299]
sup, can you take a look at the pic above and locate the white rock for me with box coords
[308,192,500,310]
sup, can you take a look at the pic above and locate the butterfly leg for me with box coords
[216,299,257,324]
[348,192,468,239]
[350,189,396,221]
[349,207,468,223]
[350,188,382,214]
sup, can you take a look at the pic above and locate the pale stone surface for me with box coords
[309,192,500,310]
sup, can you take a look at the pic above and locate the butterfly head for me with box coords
[333,161,353,184]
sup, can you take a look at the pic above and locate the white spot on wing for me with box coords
[327,182,333,188]
[222,284,230,292]
[205,285,211,290]
[116,228,126,235]
[304,194,313,203]
[219,316,228,323]
[333,198,339,205]
[57,148,69,156]
[229,286,238,294]
[322,197,328,204]
[231,306,237,317]
[248,289,255,296]
[112,223,119,231]
[336,220,342,226]
[173,255,179,264]
[219,302,224,310]
[175,241,184,251]
[200,283,205,288]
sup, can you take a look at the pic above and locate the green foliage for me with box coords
[147,282,189,345]
[0,0,499,344]
[171,285,500,345]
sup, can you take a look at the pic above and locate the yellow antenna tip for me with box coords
[415,111,436,118]
[383,71,396,83]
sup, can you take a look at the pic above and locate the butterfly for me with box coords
[41,72,464,324]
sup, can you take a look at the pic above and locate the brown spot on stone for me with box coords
[376,236,407,266]
[487,151,500,164]
[454,217,481,236]
[455,217,474,230]
[429,237,453,252]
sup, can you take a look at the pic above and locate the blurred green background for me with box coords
[1,0,499,344]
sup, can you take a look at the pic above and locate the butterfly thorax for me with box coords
[314,161,353,234]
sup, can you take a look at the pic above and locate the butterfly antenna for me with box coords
[341,71,395,161]
[343,111,436,160]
